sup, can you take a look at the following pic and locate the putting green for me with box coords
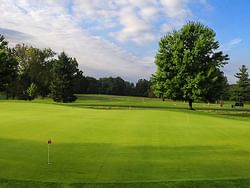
[0,99,250,185]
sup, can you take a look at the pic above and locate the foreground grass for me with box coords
[1,178,250,188]
[1,95,250,187]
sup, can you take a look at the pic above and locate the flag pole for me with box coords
[48,138,52,164]
[48,143,50,164]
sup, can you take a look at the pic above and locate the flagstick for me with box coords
[48,143,50,165]
[47,138,52,165]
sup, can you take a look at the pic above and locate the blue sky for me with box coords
[0,0,249,83]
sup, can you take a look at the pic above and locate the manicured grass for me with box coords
[0,95,250,187]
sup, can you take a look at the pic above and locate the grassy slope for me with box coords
[0,95,250,187]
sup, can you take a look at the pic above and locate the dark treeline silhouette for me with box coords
[74,75,153,97]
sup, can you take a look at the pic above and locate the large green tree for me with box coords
[152,22,229,109]
[0,35,18,99]
[234,65,250,101]
[50,52,79,102]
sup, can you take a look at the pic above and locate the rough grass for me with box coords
[1,95,250,187]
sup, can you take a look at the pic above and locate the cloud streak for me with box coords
[222,38,242,52]
[0,28,32,42]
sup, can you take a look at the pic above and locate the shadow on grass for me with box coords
[1,178,250,188]
[1,138,250,186]
[62,103,250,116]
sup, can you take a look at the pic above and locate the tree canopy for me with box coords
[0,35,18,98]
[152,22,229,109]
[233,65,250,101]
[50,52,79,102]
[14,44,55,99]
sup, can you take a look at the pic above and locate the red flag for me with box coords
[48,138,52,144]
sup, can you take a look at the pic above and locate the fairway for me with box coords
[1,96,250,187]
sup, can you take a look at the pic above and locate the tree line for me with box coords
[0,35,152,102]
[1,22,250,106]
[74,76,153,97]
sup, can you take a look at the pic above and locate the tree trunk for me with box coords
[6,91,9,100]
[188,99,193,110]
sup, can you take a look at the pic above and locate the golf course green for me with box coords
[1,95,250,187]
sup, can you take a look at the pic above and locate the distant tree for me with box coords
[152,22,229,109]
[202,71,229,102]
[135,79,151,97]
[27,83,38,100]
[112,77,126,95]
[50,52,78,102]
[73,70,85,94]
[124,81,135,96]
[85,77,99,94]
[99,77,127,95]
[14,44,55,98]
[234,65,250,101]
[216,73,230,101]
[73,75,138,96]
[228,84,238,101]
[0,35,18,99]
[99,77,112,94]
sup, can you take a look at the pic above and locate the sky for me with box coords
[0,0,250,83]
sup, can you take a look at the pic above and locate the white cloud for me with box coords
[71,0,207,43]
[0,0,209,81]
[140,6,159,20]
[159,0,192,19]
